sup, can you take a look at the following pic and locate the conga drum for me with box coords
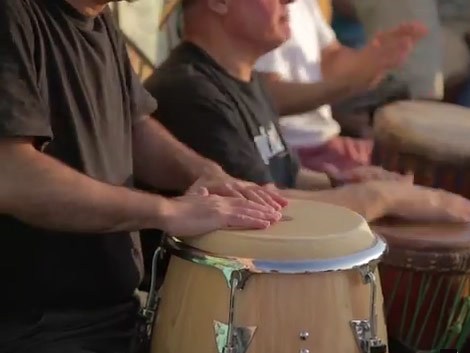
[372,220,470,353]
[145,200,389,353]
[372,100,470,199]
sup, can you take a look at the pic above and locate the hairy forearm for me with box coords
[280,186,388,222]
[0,140,171,233]
[264,78,355,117]
[133,117,223,192]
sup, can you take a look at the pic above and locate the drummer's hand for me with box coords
[162,187,283,237]
[384,184,470,223]
[324,164,413,187]
[342,21,427,90]
[187,172,288,211]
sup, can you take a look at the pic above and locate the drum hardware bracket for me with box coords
[139,248,164,340]
[213,271,257,353]
[213,320,257,353]
[350,265,387,353]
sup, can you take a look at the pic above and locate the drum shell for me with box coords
[372,143,470,199]
[380,263,469,350]
[151,256,388,353]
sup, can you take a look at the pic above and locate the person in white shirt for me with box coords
[255,0,420,174]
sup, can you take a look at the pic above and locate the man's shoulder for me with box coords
[145,59,230,105]
[0,0,35,23]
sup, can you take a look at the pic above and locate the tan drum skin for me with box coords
[150,199,388,353]
[372,100,470,199]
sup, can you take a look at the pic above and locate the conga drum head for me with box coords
[371,220,470,352]
[372,100,470,198]
[151,200,389,353]
[185,199,376,260]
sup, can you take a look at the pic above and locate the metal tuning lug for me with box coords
[213,271,257,353]
[350,266,387,353]
[350,320,387,353]
[213,320,257,353]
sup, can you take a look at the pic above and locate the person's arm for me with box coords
[279,184,389,221]
[262,77,356,117]
[295,168,332,191]
[132,116,224,193]
[0,139,170,233]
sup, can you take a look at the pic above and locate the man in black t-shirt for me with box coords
[0,1,288,352]
[145,0,470,224]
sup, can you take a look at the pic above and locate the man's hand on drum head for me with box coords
[324,164,413,186]
[161,188,283,237]
[187,173,288,211]
[384,184,470,223]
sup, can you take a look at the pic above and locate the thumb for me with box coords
[187,186,210,196]
[323,163,341,178]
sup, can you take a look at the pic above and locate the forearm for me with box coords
[0,140,171,233]
[295,168,332,191]
[264,78,356,117]
[133,117,224,192]
[280,186,388,222]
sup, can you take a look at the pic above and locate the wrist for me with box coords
[367,181,395,215]
[188,159,226,186]
[150,196,177,232]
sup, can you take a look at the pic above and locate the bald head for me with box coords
[183,0,295,55]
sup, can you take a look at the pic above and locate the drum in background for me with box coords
[372,220,470,352]
[147,200,388,353]
[372,100,470,199]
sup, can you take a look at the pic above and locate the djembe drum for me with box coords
[144,200,389,353]
[372,220,470,353]
[372,100,470,199]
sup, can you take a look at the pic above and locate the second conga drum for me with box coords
[372,220,470,353]
[148,199,389,353]
[372,100,470,198]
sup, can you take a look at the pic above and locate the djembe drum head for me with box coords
[372,100,470,199]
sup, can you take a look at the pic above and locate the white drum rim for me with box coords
[163,235,387,275]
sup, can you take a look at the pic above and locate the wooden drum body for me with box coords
[372,100,470,199]
[148,200,389,353]
[372,220,470,352]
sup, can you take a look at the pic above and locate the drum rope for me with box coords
[399,272,415,338]
[437,278,469,350]
[434,278,465,349]
[405,275,432,345]
[456,298,470,348]
[385,270,403,316]
[415,276,445,348]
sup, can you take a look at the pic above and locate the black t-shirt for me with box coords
[0,0,157,313]
[145,42,299,189]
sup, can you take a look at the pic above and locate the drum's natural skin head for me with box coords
[183,199,377,260]
[374,100,470,164]
[372,218,470,251]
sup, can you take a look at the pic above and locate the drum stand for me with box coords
[351,268,387,353]
[140,237,388,353]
